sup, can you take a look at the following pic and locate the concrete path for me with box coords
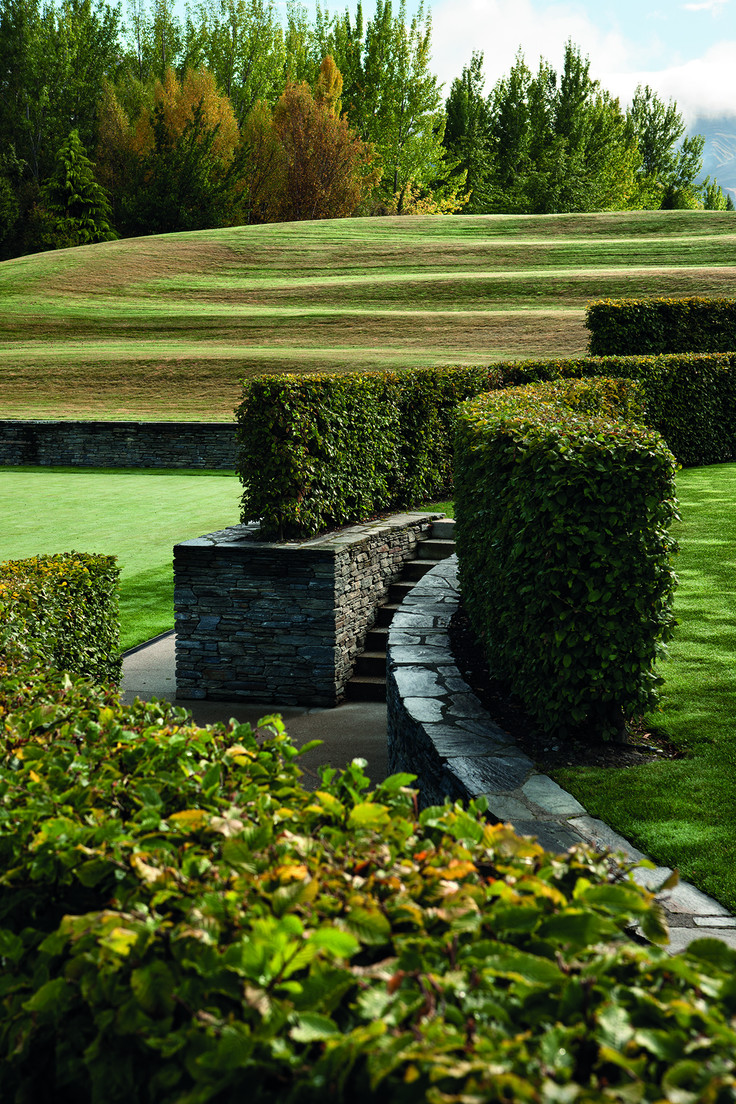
[121,632,388,792]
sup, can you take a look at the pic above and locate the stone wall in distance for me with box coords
[0,420,237,469]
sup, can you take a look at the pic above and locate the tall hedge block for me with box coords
[586,296,736,356]
[235,367,504,538]
[235,354,736,540]
[0,551,121,684]
[454,378,679,739]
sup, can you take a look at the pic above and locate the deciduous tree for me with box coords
[482,43,647,214]
[443,52,492,212]
[98,67,242,234]
[318,0,453,211]
[181,0,285,125]
[626,84,704,209]
[270,56,379,220]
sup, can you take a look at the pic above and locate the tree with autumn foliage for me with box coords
[97,67,243,234]
[244,56,380,223]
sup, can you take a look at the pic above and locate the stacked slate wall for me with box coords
[0,420,236,469]
[174,513,441,707]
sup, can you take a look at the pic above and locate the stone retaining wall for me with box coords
[0,419,237,469]
[174,511,442,707]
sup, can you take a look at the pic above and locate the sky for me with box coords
[292,0,736,122]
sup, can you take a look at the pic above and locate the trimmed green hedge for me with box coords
[586,296,736,356]
[236,354,736,540]
[521,353,736,466]
[0,552,121,684]
[454,378,679,739]
[235,368,506,539]
[4,646,736,1103]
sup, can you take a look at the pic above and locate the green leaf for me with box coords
[290,1012,340,1042]
[343,906,392,946]
[347,802,390,829]
[23,978,71,1014]
[131,962,177,1017]
[484,949,564,985]
[537,910,617,948]
[310,928,360,958]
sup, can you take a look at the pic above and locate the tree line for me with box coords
[0,0,730,258]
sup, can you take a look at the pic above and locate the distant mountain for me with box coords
[690,115,736,202]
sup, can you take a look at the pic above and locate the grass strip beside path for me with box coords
[0,467,240,651]
[555,463,736,912]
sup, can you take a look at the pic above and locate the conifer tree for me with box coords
[39,129,117,247]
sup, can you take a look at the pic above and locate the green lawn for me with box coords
[555,463,736,911]
[0,467,241,650]
[3,210,736,421]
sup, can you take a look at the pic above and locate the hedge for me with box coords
[586,296,736,356]
[235,368,507,539]
[0,551,121,684]
[453,378,679,739]
[236,354,736,540]
[4,645,736,1103]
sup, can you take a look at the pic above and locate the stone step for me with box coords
[344,674,387,702]
[430,518,455,541]
[416,538,455,561]
[375,603,401,627]
[389,580,416,603]
[352,650,386,677]
[402,558,444,581]
[365,626,389,650]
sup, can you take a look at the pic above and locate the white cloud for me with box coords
[603,42,736,121]
[429,0,644,91]
[680,0,729,12]
[429,0,736,122]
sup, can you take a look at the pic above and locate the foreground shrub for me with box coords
[454,378,679,739]
[4,649,736,1103]
[586,296,736,356]
[0,551,120,683]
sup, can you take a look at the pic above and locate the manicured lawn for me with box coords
[555,463,736,911]
[3,210,736,420]
[0,467,241,651]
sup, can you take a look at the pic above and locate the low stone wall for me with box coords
[386,556,735,950]
[174,511,442,707]
[0,419,237,469]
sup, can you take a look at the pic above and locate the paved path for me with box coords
[121,632,388,791]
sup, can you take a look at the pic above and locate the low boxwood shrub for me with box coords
[454,377,679,739]
[3,648,736,1104]
[0,551,121,684]
[586,296,736,356]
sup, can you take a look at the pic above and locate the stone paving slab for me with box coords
[386,553,734,956]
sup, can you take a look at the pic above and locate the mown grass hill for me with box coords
[2,209,736,421]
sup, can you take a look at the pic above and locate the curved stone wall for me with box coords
[386,555,734,948]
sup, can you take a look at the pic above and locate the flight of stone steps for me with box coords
[344,518,456,702]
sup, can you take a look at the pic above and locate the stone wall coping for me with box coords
[386,554,736,952]
[0,418,233,429]
[175,512,444,557]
